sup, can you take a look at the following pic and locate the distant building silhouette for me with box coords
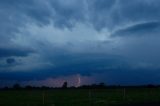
[62,81,68,88]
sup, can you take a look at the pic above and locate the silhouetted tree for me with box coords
[99,83,106,88]
[3,86,9,90]
[25,85,33,90]
[13,83,21,89]
[62,81,68,88]
[41,86,50,90]
[147,84,156,88]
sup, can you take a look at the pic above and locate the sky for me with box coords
[1,0,160,87]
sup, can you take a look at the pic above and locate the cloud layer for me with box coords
[1,0,160,86]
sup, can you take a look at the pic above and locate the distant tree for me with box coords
[99,83,106,88]
[147,84,156,88]
[13,83,21,89]
[70,86,76,89]
[25,85,33,90]
[41,86,50,90]
[62,81,68,88]
[91,84,97,88]
[3,86,9,90]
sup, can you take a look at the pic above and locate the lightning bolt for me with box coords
[77,74,81,87]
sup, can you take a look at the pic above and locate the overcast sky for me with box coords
[1,0,160,87]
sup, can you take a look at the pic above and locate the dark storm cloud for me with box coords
[1,0,160,85]
[49,0,86,28]
[1,0,160,34]
[0,53,128,81]
[6,58,15,64]
[0,0,52,44]
[113,21,160,37]
[91,0,115,10]
[119,0,160,22]
[0,0,85,30]
[0,47,33,58]
[0,0,51,25]
[86,0,117,30]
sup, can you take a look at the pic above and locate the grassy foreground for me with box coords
[0,88,160,106]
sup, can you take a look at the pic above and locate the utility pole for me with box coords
[123,88,126,100]
[42,91,45,105]
[89,90,92,106]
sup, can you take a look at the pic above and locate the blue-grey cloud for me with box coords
[1,0,160,85]
[0,47,33,58]
[113,21,160,37]
[119,0,160,22]
[86,0,117,30]
[6,58,15,64]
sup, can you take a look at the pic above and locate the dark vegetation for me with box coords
[1,83,160,106]
[1,81,158,90]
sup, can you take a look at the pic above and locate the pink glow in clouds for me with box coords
[22,74,96,87]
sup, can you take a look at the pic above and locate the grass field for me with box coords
[0,88,160,106]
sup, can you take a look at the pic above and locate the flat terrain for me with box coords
[0,88,160,106]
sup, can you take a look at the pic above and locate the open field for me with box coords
[0,88,160,106]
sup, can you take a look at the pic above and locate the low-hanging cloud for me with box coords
[112,21,160,37]
[0,47,33,58]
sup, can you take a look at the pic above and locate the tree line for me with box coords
[1,82,107,90]
[1,82,159,90]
